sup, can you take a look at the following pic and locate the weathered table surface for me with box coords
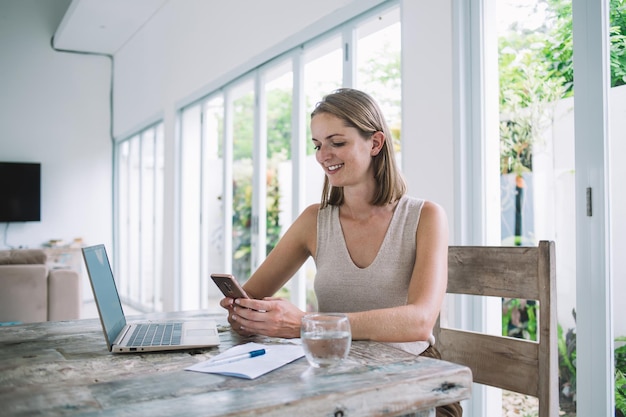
[0,310,471,416]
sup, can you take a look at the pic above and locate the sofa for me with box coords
[0,249,81,324]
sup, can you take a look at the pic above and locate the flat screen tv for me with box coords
[0,162,41,222]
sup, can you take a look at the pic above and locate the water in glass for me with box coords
[301,313,351,368]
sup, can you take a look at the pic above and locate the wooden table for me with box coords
[0,311,471,416]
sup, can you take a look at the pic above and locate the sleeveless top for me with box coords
[314,195,430,355]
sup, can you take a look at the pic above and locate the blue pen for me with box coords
[207,349,266,366]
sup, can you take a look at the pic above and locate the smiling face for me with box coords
[311,112,383,190]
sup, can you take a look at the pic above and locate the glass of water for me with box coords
[301,313,351,368]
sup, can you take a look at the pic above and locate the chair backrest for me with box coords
[434,241,558,417]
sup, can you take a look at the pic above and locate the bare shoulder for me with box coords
[295,203,321,225]
[287,204,320,236]
[417,200,449,239]
[301,203,321,216]
[420,200,447,221]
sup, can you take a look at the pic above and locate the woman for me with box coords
[220,89,460,416]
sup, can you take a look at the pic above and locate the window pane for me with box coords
[203,95,225,311]
[304,35,342,144]
[116,124,164,312]
[303,36,343,310]
[127,136,141,303]
[356,6,402,165]
[117,140,131,300]
[231,80,255,282]
[496,1,575,414]
[180,104,202,309]
[140,129,155,309]
[154,124,164,311]
[264,61,293,300]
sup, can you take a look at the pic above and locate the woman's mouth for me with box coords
[327,163,343,172]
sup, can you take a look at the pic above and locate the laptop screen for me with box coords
[82,245,127,348]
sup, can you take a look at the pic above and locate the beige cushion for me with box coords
[0,249,81,323]
[0,264,48,323]
[0,249,47,265]
[48,269,81,321]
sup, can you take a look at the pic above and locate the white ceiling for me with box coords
[53,0,169,55]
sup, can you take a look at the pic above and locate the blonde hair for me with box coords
[311,88,406,208]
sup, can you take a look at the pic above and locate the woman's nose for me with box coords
[317,144,331,162]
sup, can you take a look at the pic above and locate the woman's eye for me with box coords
[332,142,345,147]
[313,145,321,151]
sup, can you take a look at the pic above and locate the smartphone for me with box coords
[211,273,250,299]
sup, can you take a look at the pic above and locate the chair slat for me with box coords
[447,246,540,300]
[436,328,539,396]
[435,241,558,417]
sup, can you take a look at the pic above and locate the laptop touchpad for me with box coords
[186,328,216,337]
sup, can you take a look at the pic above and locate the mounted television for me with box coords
[0,162,41,222]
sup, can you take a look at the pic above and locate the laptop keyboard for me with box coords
[128,323,183,346]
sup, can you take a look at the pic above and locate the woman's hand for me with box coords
[220,297,305,338]
[220,297,254,336]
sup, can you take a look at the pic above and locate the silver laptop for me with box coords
[82,244,220,353]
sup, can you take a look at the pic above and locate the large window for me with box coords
[177,3,401,312]
[474,0,623,415]
[115,122,164,312]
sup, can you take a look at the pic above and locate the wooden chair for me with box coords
[433,240,558,417]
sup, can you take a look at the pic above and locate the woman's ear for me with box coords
[371,131,385,156]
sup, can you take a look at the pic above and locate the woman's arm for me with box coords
[219,204,319,337]
[347,201,449,342]
[242,203,318,298]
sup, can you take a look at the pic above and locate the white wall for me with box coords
[0,0,112,252]
[401,1,455,231]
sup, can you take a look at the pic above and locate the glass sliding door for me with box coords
[263,60,294,299]
[355,6,402,165]
[495,0,576,414]
[302,35,343,310]
[179,104,203,310]
[203,96,226,311]
[115,123,164,312]
[230,79,255,283]
[180,97,226,311]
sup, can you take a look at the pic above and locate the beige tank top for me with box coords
[314,195,430,355]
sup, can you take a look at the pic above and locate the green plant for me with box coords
[616,336,626,416]
[557,320,577,404]
[502,298,538,341]
[499,40,565,247]
[231,158,284,280]
[555,311,626,416]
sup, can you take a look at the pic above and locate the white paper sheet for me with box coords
[185,342,305,379]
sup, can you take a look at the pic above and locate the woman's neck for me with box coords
[340,195,396,222]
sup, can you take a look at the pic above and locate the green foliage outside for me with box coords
[499,1,626,412]
[499,0,626,178]
[231,90,291,279]
[557,311,577,408]
[502,298,537,340]
[557,312,626,416]
[616,336,626,416]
